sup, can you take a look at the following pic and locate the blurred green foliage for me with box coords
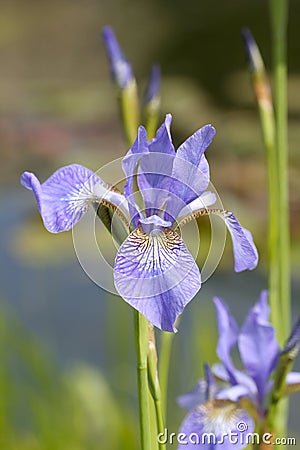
[0,309,138,449]
[1,0,300,267]
[1,0,300,447]
[1,302,300,449]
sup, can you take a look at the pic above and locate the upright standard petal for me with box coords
[138,115,175,215]
[251,290,269,321]
[214,211,258,272]
[114,216,201,331]
[21,164,111,233]
[238,292,280,402]
[175,124,215,177]
[177,191,217,220]
[165,125,215,220]
[177,399,254,450]
[122,125,149,227]
[148,113,174,155]
[213,297,239,382]
[169,124,215,211]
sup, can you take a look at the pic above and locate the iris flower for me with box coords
[102,26,134,89]
[212,292,300,410]
[21,115,258,332]
[177,365,254,450]
[177,292,300,449]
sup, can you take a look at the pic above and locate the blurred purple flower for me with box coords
[242,28,264,74]
[145,64,161,103]
[102,26,134,89]
[177,365,254,450]
[212,292,300,411]
[213,292,279,412]
[177,292,300,449]
[21,114,258,332]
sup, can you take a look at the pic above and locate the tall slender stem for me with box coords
[269,0,290,439]
[134,311,152,450]
[102,27,157,448]
[242,28,281,342]
[243,8,291,437]
[120,81,141,146]
[148,326,166,450]
[270,0,290,343]
[119,70,152,450]
[154,398,166,450]
[158,331,173,419]
[263,104,281,341]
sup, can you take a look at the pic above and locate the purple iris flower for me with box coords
[212,292,297,411]
[177,365,254,450]
[145,64,161,104]
[21,114,258,332]
[177,292,300,449]
[102,26,134,89]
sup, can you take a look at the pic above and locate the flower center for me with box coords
[199,400,239,435]
[139,214,172,235]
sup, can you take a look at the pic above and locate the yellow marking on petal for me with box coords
[199,400,240,435]
[122,226,183,275]
[175,208,229,230]
[95,198,130,228]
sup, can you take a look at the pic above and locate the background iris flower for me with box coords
[177,364,254,450]
[21,114,258,331]
[102,26,134,90]
[177,292,300,449]
[212,292,300,410]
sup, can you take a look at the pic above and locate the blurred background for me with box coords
[0,0,300,448]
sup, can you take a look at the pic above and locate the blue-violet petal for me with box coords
[114,222,201,331]
[21,164,109,233]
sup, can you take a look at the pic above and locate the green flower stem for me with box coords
[148,325,166,450]
[243,29,280,343]
[269,0,290,440]
[270,0,290,343]
[257,81,281,343]
[120,80,141,146]
[158,331,174,419]
[268,350,293,429]
[134,310,152,450]
[104,38,160,448]
[144,98,161,141]
[154,398,165,450]
[265,341,299,445]
[119,69,163,449]
[244,8,291,438]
